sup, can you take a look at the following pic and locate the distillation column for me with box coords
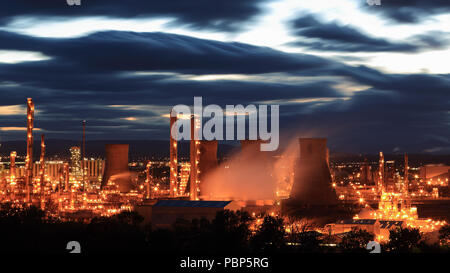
[404,153,409,195]
[64,163,70,192]
[189,115,200,200]
[39,134,46,206]
[169,111,178,197]
[25,98,34,204]
[9,151,16,185]
[9,151,17,199]
[145,161,151,199]
[82,120,86,191]
[378,151,385,193]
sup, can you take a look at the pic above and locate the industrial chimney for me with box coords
[169,111,178,197]
[189,115,200,200]
[10,151,16,182]
[289,138,338,206]
[25,98,34,204]
[39,134,46,204]
[101,144,132,193]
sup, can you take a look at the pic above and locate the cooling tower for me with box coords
[240,140,275,199]
[289,138,338,206]
[240,139,269,158]
[101,144,132,192]
[198,140,218,197]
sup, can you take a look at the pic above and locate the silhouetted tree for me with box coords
[387,227,421,253]
[340,228,374,253]
[250,215,286,252]
[149,228,176,253]
[116,210,144,226]
[439,224,450,246]
[210,210,252,252]
[292,231,323,252]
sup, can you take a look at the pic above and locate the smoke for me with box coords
[109,171,135,181]
[273,139,299,197]
[108,171,137,191]
[202,139,299,201]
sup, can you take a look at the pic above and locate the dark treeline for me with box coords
[0,204,449,253]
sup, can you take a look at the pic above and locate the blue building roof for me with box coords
[337,219,377,225]
[379,221,403,229]
[154,200,232,208]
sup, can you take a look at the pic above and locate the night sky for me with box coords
[0,0,448,154]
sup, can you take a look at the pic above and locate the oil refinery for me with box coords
[0,98,449,248]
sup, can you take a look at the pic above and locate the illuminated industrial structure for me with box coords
[178,162,190,195]
[169,111,178,197]
[145,161,151,199]
[64,162,70,191]
[70,146,83,181]
[82,120,86,189]
[186,115,219,200]
[404,153,409,195]
[0,98,448,244]
[39,134,46,207]
[378,151,385,193]
[360,158,373,184]
[9,151,16,185]
[189,114,201,200]
[0,99,140,218]
[83,159,103,183]
[419,164,450,182]
[25,98,34,204]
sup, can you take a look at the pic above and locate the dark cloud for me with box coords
[360,0,450,24]
[0,30,343,106]
[0,30,448,153]
[0,0,271,31]
[279,81,450,153]
[288,15,449,52]
[0,30,332,75]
